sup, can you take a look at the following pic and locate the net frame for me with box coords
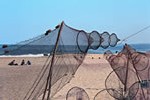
[66,86,90,100]
[109,33,120,47]
[0,21,120,100]
[100,31,110,49]
[76,30,90,53]
[89,31,101,50]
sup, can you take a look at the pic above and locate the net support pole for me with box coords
[42,21,64,100]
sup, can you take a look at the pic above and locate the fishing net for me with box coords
[105,44,150,99]
[0,30,119,55]
[0,22,87,100]
[22,22,88,100]
[0,29,56,55]
[66,87,90,100]
[132,53,150,100]
[0,22,119,100]
[76,30,89,53]
[105,67,139,100]
[109,33,120,47]
[89,31,101,50]
[100,32,110,49]
[121,45,150,99]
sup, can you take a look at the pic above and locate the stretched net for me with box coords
[105,44,150,99]
[0,22,119,100]
[22,22,88,100]
[0,28,119,55]
[89,31,101,50]
[0,30,56,55]
[121,44,150,99]
[0,22,88,100]
[105,67,139,99]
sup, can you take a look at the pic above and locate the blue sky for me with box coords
[0,0,150,44]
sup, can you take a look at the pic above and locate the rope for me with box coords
[119,25,150,45]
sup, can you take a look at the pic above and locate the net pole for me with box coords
[124,46,130,94]
[131,54,147,100]
[42,21,64,100]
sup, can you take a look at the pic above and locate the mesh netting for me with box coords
[76,30,89,53]
[23,22,88,100]
[0,22,119,100]
[0,22,87,100]
[100,32,110,49]
[105,67,139,100]
[133,53,149,71]
[0,29,58,55]
[66,87,90,100]
[0,27,119,55]
[105,44,150,99]
[89,31,101,50]
[109,33,120,47]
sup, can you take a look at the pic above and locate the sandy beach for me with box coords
[53,54,114,100]
[0,54,114,100]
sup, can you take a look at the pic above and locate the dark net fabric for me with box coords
[103,50,113,60]
[0,22,119,100]
[120,45,150,99]
[66,87,90,100]
[105,67,138,100]
[23,23,88,100]
[100,32,110,49]
[89,31,101,50]
[0,29,59,55]
[109,33,120,47]
[76,31,89,53]
[0,23,88,100]
[105,44,150,99]
[0,28,119,55]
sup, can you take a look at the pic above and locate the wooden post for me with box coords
[42,21,64,100]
